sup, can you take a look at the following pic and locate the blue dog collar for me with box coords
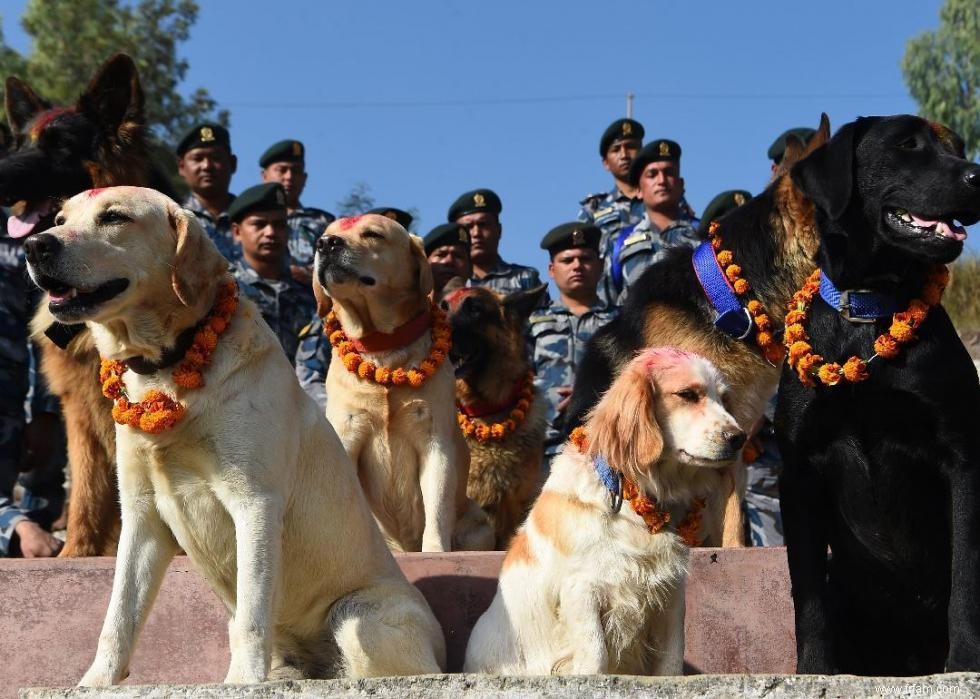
[692,241,753,340]
[593,454,624,513]
[818,272,902,323]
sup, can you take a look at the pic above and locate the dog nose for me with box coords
[316,235,345,253]
[724,430,747,452]
[23,233,62,265]
[964,166,980,189]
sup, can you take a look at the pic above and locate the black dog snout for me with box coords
[316,235,345,253]
[724,430,747,452]
[24,232,62,265]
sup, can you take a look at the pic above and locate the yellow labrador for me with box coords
[313,214,492,552]
[24,187,445,684]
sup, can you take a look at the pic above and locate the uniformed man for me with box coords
[528,222,618,471]
[577,118,646,261]
[447,188,545,297]
[366,207,414,230]
[295,315,329,412]
[767,126,816,180]
[259,139,335,286]
[176,122,238,261]
[601,139,700,305]
[228,183,316,363]
[423,222,471,295]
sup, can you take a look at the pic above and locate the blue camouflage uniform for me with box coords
[0,224,64,555]
[231,259,316,364]
[469,259,548,300]
[294,314,330,411]
[287,205,335,270]
[745,395,784,546]
[601,213,701,306]
[577,188,645,262]
[528,300,619,469]
[183,193,239,262]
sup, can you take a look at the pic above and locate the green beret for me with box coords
[628,139,682,186]
[599,118,644,156]
[366,207,413,229]
[228,183,287,223]
[259,139,305,168]
[540,221,601,256]
[176,122,230,156]
[697,190,753,237]
[447,189,502,222]
[767,127,816,163]
[423,223,470,254]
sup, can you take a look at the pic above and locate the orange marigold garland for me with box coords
[325,303,450,388]
[457,371,535,443]
[568,427,705,546]
[784,266,948,387]
[99,280,238,434]
[707,221,785,365]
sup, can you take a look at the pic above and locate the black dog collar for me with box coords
[43,322,86,349]
[125,324,200,375]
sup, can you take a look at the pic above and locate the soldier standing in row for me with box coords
[228,183,316,364]
[424,222,471,296]
[177,122,238,261]
[528,222,618,473]
[259,139,335,287]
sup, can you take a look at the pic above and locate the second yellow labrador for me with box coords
[313,214,493,552]
[24,187,445,684]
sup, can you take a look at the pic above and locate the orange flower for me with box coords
[788,341,813,364]
[817,362,843,386]
[889,320,915,343]
[102,375,125,400]
[475,424,491,442]
[756,331,774,348]
[570,426,589,452]
[184,348,207,366]
[842,357,869,382]
[708,221,720,235]
[208,316,228,333]
[357,361,377,379]
[195,327,219,353]
[753,314,771,332]
[733,279,750,295]
[785,309,806,326]
[390,368,407,385]
[342,352,362,372]
[716,250,733,267]
[711,237,722,250]
[419,359,437,377]
[329,330,346,345]
[374,367,391,384]
[461,421,476,437]
[490,423,506,439]
[337,341,354,356]
[747,300,763,315]
[783,323,807,344]
[907,300,929,324]
[407,370,425,387]
[725,265,742,283]
[873,334,899,359]
[172,366,203,389]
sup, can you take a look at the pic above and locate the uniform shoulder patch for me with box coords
[622,232,650,248]
[529,314,556,324]
[579,193,604,208]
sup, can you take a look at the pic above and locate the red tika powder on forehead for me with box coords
[30,108,74,142]
[338,216,362,230]
[442,287,477,310]
[86,188,106,197]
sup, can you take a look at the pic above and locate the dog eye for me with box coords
[675,389,700,403]
[362,230,384,240]
[439,300,449,311]
[54,214,66,226]
[896,136,920,150]
[98,210,131,225]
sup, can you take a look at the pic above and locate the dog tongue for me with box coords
[909,213,967,241]
[7,210,41,239]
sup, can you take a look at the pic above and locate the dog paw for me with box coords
[78,664,122,687]
[224,660,266,685]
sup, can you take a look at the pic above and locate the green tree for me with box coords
[902,0,979,160]
[1,0,226,145]
[336,182,376,216]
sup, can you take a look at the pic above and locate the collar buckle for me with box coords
[839,289,877,324]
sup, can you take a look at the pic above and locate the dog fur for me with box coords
[441,281,549,548]
[776,115,980,675]
[24,187,445,684]
[2,54,175,556]
[313,214,493,552]
[564,115,830,547]
[464,347,744,675]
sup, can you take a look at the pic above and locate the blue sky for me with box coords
[1,0,967,286]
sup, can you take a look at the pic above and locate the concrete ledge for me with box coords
[20,673,980,699]
[2,548,795,695]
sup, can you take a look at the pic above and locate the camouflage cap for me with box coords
[423,223,470,255]
[540,221,601,256]
[366,207,414,229]
[697,190,753,237]
[600,118,644,156]
[447,188,502,222]
[176,122,231,156]
[228,182,287,222]
[628,139,682,186]
[767,127,816,163]
[259,139,305,168]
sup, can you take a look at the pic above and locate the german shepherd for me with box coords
[441,281,549,548]
[564,115,830,547]
[1,53,175,556]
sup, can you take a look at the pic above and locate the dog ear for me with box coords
[502,284,548,323]
[168,203,226,306]
[77,53,144,134]
[791,119,860,221]
[586,359,663,483]
[409,234,434,302]
[4,76,50,135]
[312,278,332,318]
[440,276,466,300]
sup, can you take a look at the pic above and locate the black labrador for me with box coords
[776,115,980,675]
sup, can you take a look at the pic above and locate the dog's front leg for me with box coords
[419,443,455,551]
[218,486,284,684]
[79,490,178,686]
[649,581,686,675]
[946,462,980,671]
[558,584,608,674]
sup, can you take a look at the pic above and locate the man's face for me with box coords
[602,138,641,181]
[457,211,501,264]
[232,208,288,266]
[178,145,237,197]
[549,247,601,297]
[638,160,684,210]
[427,243,472,291]
[261,161,307,207]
